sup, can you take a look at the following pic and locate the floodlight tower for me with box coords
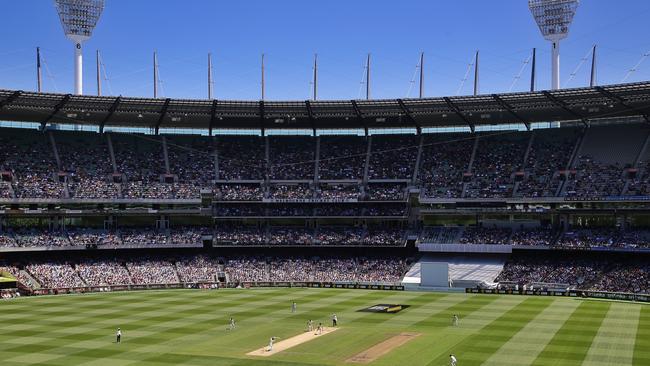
[529,0,579,90]
[54,0,105,95]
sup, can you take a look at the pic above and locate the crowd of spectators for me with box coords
[497,255,650,294]
[366,184,406,201]
[563,156,626,198]
[510,228,555,246]
[216,136,266,180]
[318,136,366,180]
[214,184,263,201]
[557,228,650,249]
[515,130,578,197]
[465,135,528,199]
[26,263,86,289]
[419,134,472,198]
[315,227,364,245]
[459,226,512,245]
[6,255,408,290]
[214,226,266,245]
[76,259,132,286]
[269,137,315,180]
[176,255,221,283]
[267,258,408,283]
[126,259,179,284]
[1,127,645,201]
[268,184,312,200]
[368,135,418,179]
[316,184,360,200]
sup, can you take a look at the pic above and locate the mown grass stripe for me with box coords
[531,300,611,366]
[633,305,650,366]
[482,298,581,366]
[426,296,553,366]
[581,302,641,366]
[412,293,500,328]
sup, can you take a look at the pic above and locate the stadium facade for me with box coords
[0,81,649,298]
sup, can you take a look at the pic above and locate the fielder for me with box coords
[291,301,297,313]
[229,317,236,330]
[450,354,457,366]
[116,328,122,343]
[315,322,323,335]
[452,314,459,327]
[307,319,314,332]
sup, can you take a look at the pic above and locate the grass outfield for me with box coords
[0,288,648,366]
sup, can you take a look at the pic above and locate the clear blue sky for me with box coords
[1,0,649,100]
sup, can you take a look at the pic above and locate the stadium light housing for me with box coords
[528,0,579,90]
[54,0,105,95]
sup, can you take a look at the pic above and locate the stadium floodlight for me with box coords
[54,0,105,95]
[529,0,579,90]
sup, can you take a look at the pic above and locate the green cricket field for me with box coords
[0,288,648,365]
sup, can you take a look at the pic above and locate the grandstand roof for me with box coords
[0,81,649,133]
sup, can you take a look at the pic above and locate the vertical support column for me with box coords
[313,53,318,101]
[213,137,220,181]
[96,50,101,96]
[264,135,270,182]
[366,53,371,100]
[261,53,265,101]
[74,43,83,95]
[314,136,321,181]
[411,134,425,184]
[512,132,536,197]
[473,50,479,96]
[106,133,118,173]
[363,136,372,184]
[161,136,171,174]
[590,44,597,88]
[47,131,62,171]
[551,41,560,90]
[419,52,424,99]
[530,48,536,92]
[37,47,42,93]
[208,53,213,99]
[153,51,158,98]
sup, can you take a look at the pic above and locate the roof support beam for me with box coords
[208,99,218,136]
[542,91,588,126]
[444,97,474,133]
[259,101,265,136]
[492,94,530,130]
[305,100,316,136]
[154,98,171,135]
[41,94,71,129]
[595,86,649,123]
[0,91,21,111]
[397,99,420,134]
[99,96,121,134]
[350,100,367,135]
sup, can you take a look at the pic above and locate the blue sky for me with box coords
[1,0,649,100]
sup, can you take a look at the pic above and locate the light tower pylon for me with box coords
[54,0,105,95]
[529,0,579,90]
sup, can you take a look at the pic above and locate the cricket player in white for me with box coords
[452,314,459,327]
[315,322,323,335]
[307,319,313,332]
[450,354,457,366]
[116,328,122,343]
[267,336,278,352]
[291,301,297,313]
[229,317,236,330]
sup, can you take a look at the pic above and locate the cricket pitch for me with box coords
[246,326,339,357]
[346,332,421,364]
